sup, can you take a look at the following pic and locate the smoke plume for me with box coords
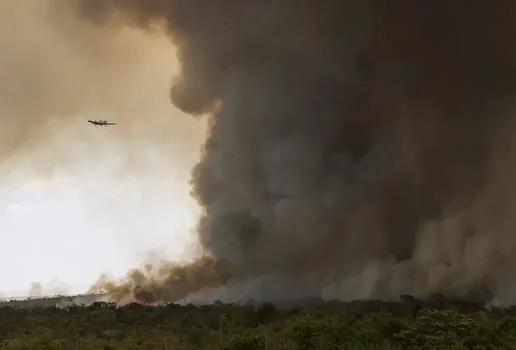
[0,0,209,297]
[0,0,204,174]
[60,1,516,305]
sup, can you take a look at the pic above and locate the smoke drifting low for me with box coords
[28,280,69,298]
[70,1,516,304]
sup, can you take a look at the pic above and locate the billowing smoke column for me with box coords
[79,1,516,304]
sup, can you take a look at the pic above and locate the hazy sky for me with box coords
[0,1,207,298]
[0,146,202,297]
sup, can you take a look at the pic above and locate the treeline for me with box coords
[1,300,516,349]
[0,294,105,309]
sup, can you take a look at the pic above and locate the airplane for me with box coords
[88,119,116,127]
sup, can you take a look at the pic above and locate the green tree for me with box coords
[395,309,475,348]
[226,333,266,350]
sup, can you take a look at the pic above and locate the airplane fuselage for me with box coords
[88,120,116,127]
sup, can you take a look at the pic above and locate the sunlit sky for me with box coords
[0,118,206,298]
[0,7,208,297]
[0,116,206,297]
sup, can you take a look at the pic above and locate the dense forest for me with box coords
[1,297,516,349]
[0,299,516,350]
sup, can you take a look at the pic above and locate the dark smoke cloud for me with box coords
[77,0,516,304]
[89,255,230,302]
